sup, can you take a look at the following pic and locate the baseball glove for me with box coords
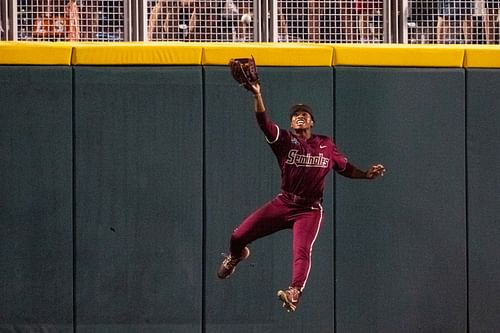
[229,56,260,92]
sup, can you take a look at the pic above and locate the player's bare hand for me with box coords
[366,164,386,179]
[250,83,261,96]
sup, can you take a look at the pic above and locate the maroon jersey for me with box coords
[256,112,348,200]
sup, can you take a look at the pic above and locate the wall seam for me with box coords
[332,66,337,333]
[464,69,470,333]
[201,65,207,333]
[71,65,77,333]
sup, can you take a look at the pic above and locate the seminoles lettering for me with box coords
[286,149,329,168]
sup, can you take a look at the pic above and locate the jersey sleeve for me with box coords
[255,111,280,144]
[331,141,348,171]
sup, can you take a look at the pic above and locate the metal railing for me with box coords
[2,0,499,44]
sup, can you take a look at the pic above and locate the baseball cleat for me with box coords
[277,287,301,312]
[217,247,250,279]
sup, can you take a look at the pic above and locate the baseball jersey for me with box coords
[256,112,348,201]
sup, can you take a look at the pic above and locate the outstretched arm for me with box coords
[250,83,265,113]
[338,163,385,180]
[249,83,279,142]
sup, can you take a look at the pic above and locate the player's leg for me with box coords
[437,15,448,42]
[278,202,324,312]
[217,195,292,279]
[230,199,291,251]
[485,3,499,44]
[290,203,324,291]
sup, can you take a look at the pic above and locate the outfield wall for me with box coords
[1,43,499,333]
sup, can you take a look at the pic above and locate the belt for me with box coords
[280,190,322,205]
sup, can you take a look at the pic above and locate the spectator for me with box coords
[407,0,439,44]
[235,0,254,41]
[437,0,472,43]
[338,0,357,43]
[65,0,80,41]
[32,0,51,39]
[484,0,499,44]
[355,0,383,42]
[148,0,197,41]
[308,0,320,42]
[221,0,253,41]
[178,0,198,40]
[80,0,98,41]
[148,0,167,41]
[277,2,289,41]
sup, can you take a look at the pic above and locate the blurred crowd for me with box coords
[408,0,499,44]
[1,0,498,44]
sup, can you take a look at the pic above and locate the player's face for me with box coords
[290,111,314,130]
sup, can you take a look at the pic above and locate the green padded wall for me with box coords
[334,67,467,332]
[467,69,500,332]
[73,67,203,332]
[0,66,73,332]
[204,66,335,332]
[2,61,499,333]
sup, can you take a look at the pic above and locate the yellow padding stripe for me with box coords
[333,44,465,68]
[71,42,204,65]
[464,46,500,68]
[0,42,73,65]
[2,42,500,68]
[202,43,334,66]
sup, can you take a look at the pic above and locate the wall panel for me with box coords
[334,67,467,333]
[0,66,73,332]
[467,69,500,333]
[204,66,335,332]
[74,67,203,332]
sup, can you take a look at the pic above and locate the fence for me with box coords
[1,0,499,43]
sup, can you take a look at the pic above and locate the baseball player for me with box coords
[217,82,385,312]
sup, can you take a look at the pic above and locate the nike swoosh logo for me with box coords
[320,145,327,149]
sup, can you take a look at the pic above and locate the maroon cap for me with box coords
[289,104,314,121]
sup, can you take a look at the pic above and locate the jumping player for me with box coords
[217,82,385,312]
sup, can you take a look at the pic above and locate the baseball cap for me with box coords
[289,104,314,122]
